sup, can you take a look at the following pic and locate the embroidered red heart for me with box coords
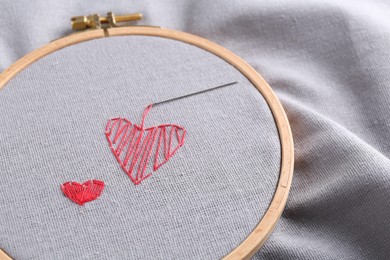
[61,180,105,206]
[105,105,186,185]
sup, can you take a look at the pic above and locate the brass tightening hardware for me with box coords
[71,12,143,31]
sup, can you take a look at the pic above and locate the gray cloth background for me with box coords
[1,0,390,259]
[0,36,281,259]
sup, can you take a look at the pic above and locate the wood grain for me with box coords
[0,249,12,260]
[0,27,294,260]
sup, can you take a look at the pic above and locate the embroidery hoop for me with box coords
[0,27,294,260]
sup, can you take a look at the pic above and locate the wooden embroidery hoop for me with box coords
[0,26,294,260]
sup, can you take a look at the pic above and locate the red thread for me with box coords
[105,105,186,185]
[61,180,105,206]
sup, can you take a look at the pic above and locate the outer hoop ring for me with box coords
[0,27,293,260]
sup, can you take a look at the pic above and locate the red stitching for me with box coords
[61,180,105,206]
[105,105,186,185]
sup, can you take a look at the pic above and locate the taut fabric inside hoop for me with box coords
[0,35,281,259]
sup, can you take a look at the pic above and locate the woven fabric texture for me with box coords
[1,0,390,259]
[0,36,280,259]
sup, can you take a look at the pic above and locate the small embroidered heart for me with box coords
[61,180,105,206]
[106,105,186,185]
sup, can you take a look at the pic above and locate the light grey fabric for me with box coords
[1,0,390,259]
[0,36,281,259]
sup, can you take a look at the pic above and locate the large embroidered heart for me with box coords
[105,105,186,185]
[61,180,105,206]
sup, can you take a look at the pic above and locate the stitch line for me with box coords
[61,180,105,206]
[106,105,186,185]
